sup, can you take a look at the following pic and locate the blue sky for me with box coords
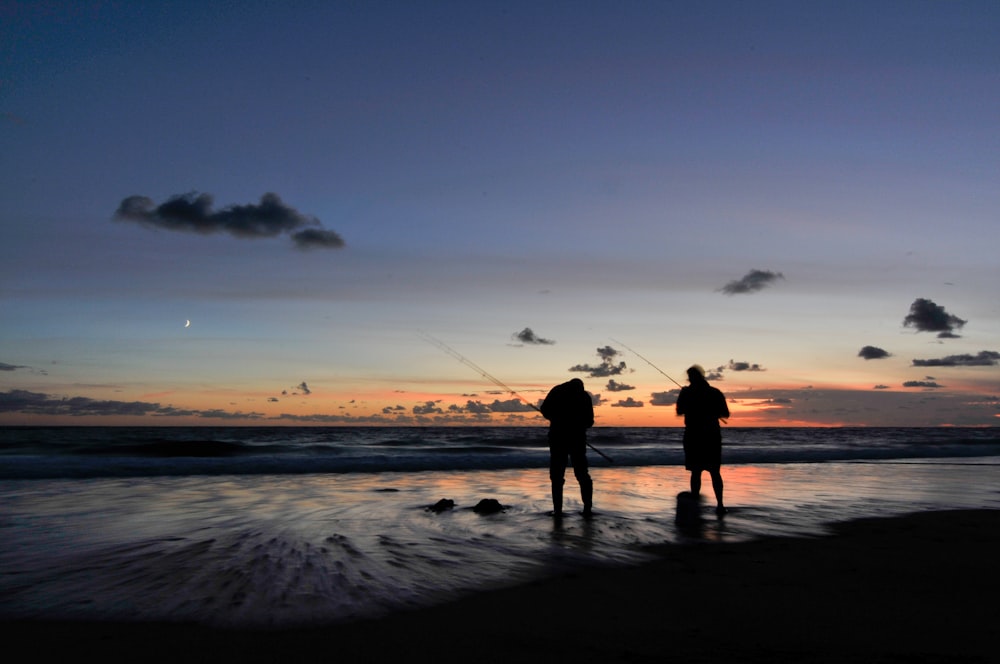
[2,0,998,426]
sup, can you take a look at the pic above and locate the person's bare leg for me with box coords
[690,470,702,497]
[710,469,726,514]
[579,474,593,517]
[551,480,563,517]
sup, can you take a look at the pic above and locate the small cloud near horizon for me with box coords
[650,390,679,406]
[858,346,891,360]
[903,380,944,389]
[611,397,644,408]
[720,269,785,295]
[606,379,634,392]
[912,351,999,367]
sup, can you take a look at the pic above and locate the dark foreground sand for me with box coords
[4,509,997,663]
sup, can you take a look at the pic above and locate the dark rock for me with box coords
[472,498,505,514]
[427,498,455,513]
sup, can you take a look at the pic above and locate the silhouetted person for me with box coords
[676,365,729,515]
[540,378,595,517]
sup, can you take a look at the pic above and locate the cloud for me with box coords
[291,228,346,250]
[296,381,312,395]
[0,389,262,419]
[448,398,539,414]
[114,192,344,251]
[605,379,634,392]
[728,359,765,372]
[858,346,891,360]
[569,346,629,378]
[873,384,890,390]
[413,401,445,415]
[912,351,1000,367]
[650,390,679,406]
[611,397,644,408]
[903,380,944,389]
[902,298,966,338]
[485,398,538,413]
[720,269,784,295]
[512,327,556,345]
[0,363,28,371]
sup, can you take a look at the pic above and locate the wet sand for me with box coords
[3,508,996,663]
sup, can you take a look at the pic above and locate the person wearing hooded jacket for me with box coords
[540,378,594,517]
[675,364,730,515]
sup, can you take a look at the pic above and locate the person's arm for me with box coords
[717,390,730,420]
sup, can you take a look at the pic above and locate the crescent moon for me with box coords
[185,320,191,328]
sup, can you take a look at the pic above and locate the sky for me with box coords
[2,0,998,427]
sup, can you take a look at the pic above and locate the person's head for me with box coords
[568,378,585,391]
[686,365,706,383]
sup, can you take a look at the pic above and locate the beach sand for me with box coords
[3,508,996,663]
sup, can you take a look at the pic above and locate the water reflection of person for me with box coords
[675,365,730,515]
[540,378,595,518]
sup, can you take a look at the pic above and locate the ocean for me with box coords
[1,426,999,628]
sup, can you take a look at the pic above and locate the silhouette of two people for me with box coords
[541,378,594,518]
[676,365,729,515]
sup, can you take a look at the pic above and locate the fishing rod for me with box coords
[610,338,684,389]
[418,332,614,463]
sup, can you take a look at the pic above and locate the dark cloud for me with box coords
[611,397,644,408]
[0,389,261,418]
[858,346,891,360]
[728,359,765,372]
[114,192,344,250]
[196,409,265,420]
[0,363,28,371]
[291,228,346,250]
[512,327,555,345]
[705,366,725,381]
[484,398,537,413]
[596,346,619,361]
[413,401,445,415]
[569,346,628,378]
[606,379,634,392]
[912,351,1000,367]
[296,381,312,395]
[458,401,492,415]
[650,390,679,406]
[448,399,538,414]
[903,380,944,389]
[720,269,784,295]
[873,384,890,390]
[902,298,966,338]
[0,389,163,416]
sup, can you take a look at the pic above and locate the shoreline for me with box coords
[4,508,997,663]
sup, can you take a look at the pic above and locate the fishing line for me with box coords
[418,331,535,406]
[610,338,684,389]
[418,331,613,463]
